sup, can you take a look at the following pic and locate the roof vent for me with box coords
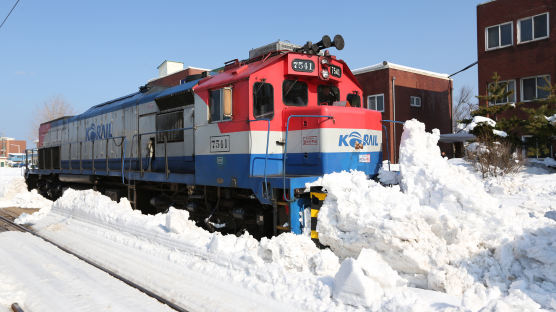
[249,41,300,59]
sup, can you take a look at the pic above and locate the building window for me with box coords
[520,75,551,101]
[488,80,516,105]
[283,80,308,106]
[486,22,513,50]
[518,13,549,43]
[410,96,421,107]
[209,88,233,122]
[253,82,274,119]
[367,94,384,112]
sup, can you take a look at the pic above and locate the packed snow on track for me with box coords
[0,119,554,311]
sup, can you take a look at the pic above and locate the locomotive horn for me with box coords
[315,35,332,50]
[331,34,344,50]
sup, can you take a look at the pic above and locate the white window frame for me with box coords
[367,94,384,112]
[209,87,233,122]
[520,75,551,102]
[485,21,513,51]
[488,79,516,106]
[410,96,421,107]
[517,12,550,44]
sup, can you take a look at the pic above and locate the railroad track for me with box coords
[0,209,32,232]
[0,213,190,312]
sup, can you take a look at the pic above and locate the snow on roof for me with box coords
[352,61,451,80]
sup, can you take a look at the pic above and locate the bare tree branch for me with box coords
[28,95,75,144]
[453,86,477,131]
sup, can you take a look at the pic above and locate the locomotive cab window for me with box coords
[283,80,308,106]
[347,92,361,107]
[253,82,274,119]
[210,87,233,122]
[318,85,340,106]
[156,110,184,143]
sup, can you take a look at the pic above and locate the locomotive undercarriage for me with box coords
[26,174,289,239]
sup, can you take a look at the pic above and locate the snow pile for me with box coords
[0,169,52,209]
[17,188,339,278]
[333,249,407,308]
[313,119,556,310]
[378,161,401,185]
[458,116,495,132]
[546,114,556,126]
[457,116,507,137]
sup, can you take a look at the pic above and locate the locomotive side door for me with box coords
[193,88,237,186]
[138,112,156,172]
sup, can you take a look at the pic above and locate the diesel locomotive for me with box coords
[25,35,383,238]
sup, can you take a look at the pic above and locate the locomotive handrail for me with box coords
[247,118,271,199]
[126,127,194,180]
[59,136,126,175]
[32,136,127,182]
[282,114,334,201]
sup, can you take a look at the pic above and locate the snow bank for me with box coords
[378,161,401,185]
[17,188,339,278]
[0,168,51,209]
[312,119,556,310]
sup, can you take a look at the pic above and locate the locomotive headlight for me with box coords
[321,69,329,79]
[321,58,329,65]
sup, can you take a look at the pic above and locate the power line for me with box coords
[449,61,478,78]
[0,0,21,31]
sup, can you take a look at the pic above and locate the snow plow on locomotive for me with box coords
[25,35,383,239]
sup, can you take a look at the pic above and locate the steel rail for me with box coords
[0,215,190,312]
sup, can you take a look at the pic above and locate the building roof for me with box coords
[157,60,183,69]
[477,0,496,7]
[352,61,451,80]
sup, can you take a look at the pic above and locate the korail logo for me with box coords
[338,131,378,147]
[86,123,113,141]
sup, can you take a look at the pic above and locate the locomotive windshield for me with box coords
[347,92,361,107]
[253,82,274,119]
[282,80,308,106]
[317,85,340,106]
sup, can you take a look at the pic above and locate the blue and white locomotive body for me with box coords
[28,39,383,238]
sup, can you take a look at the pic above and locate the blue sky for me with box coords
[0,0,483,141]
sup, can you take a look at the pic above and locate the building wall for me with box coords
[0,139,26,158]
[477,0,556,106]
[355,68,452,162]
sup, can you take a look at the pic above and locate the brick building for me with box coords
[477,0,555,154]
[148,61,210,88]
[353,62,453,162]
[0,137,26,167]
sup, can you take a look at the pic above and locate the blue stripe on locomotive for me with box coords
[60,150,381,186]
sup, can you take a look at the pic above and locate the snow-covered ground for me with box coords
[1,119,555,311]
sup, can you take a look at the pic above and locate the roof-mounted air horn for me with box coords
[295,34,345,55]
